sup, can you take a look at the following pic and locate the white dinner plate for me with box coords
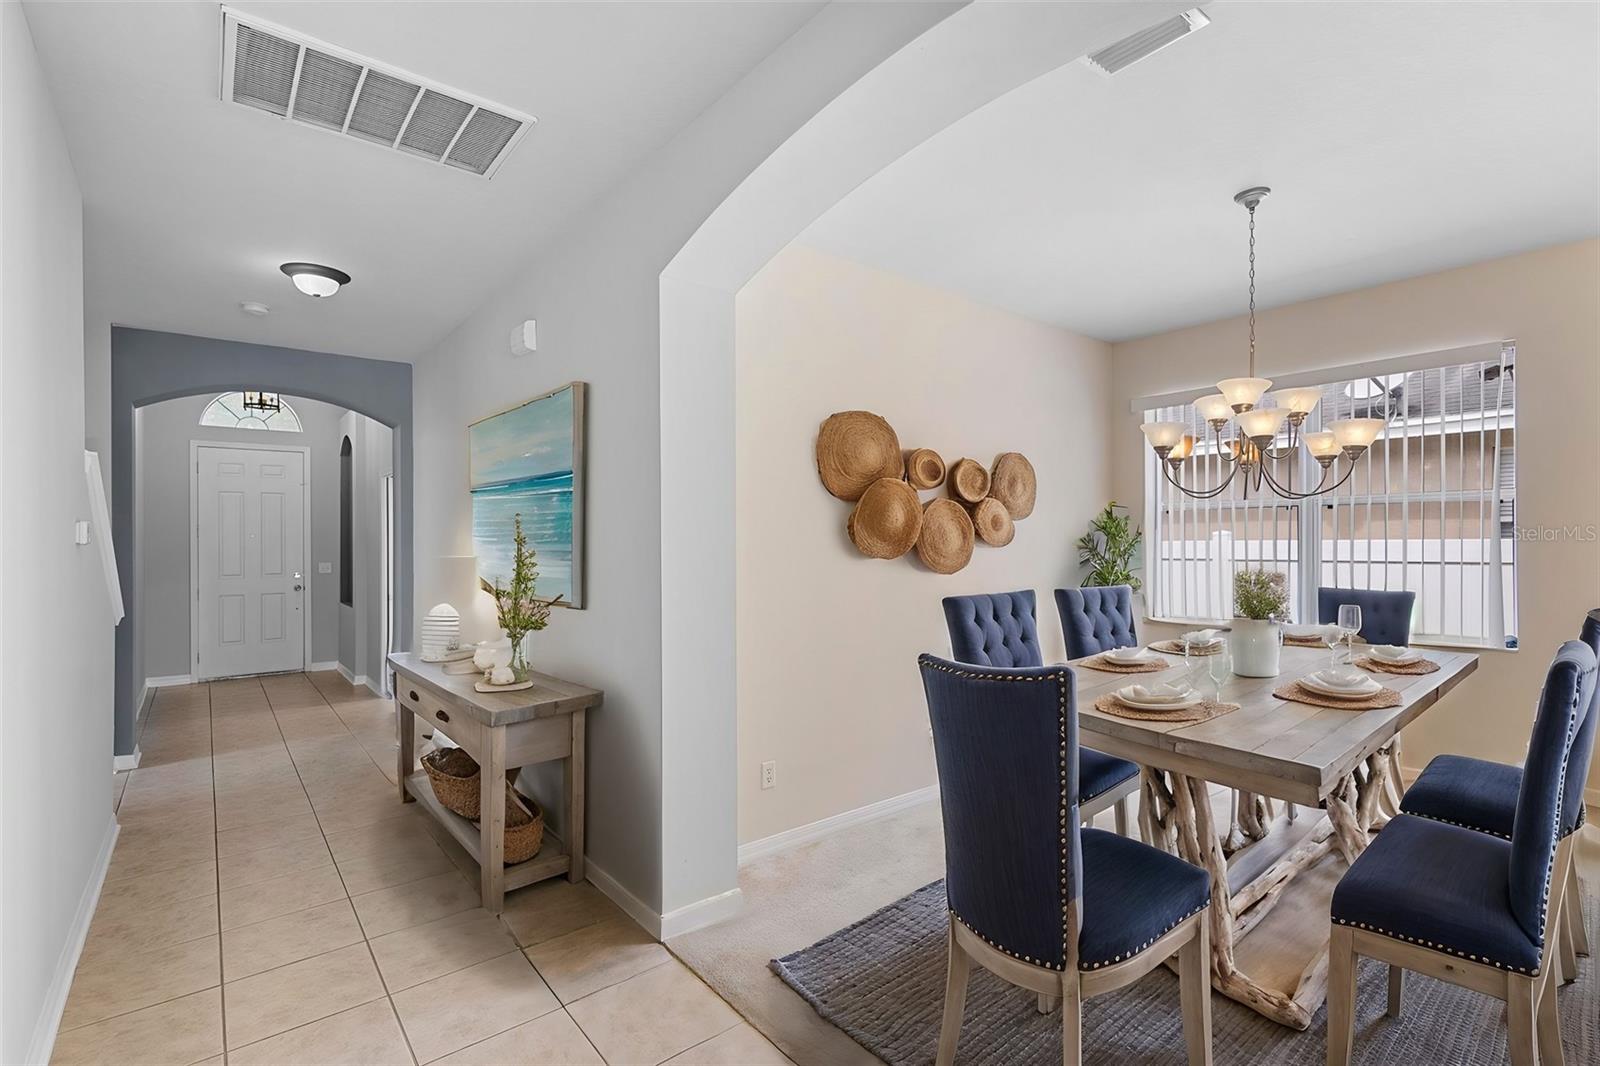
[1114,687,1202,712]
[1298,673,1383,699]
[1104,649,1160,664]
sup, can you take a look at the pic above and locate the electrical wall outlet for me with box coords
[760,760,777,790]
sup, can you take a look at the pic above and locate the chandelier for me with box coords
[242,391,281,413]
[1139,188,1385,499]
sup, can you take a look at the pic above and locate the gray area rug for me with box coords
[772,880,1600,1066]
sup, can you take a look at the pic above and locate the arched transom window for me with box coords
[199,392,303,432]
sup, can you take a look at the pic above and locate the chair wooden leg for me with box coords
[1037,992,1059,1014]
[1114,795,1130,837]
[1386,964,1404,1019]
[1327,926,1357,1066]
[1536,961,1565,1066]
[1566,863,1588,957]
[936,922,971,1066]
[1559,902,1578,984]
[1179,917,1212,1066]
[1060,973,1082,1066]
[1506,974,1538,1066]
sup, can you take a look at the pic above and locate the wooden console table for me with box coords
[389,652,602,914]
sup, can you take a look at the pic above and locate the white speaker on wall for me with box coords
[510,320,537,356]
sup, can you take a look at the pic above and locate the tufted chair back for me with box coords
[1054,585,1137,660]
[919,654,1079,971]
[1565,608,1600,832]
[1507,640,1598,944]
[942,591,1043,668]
[1317,587,1416,646]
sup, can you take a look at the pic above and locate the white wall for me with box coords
[134,393,346,682]
[337,410,392,686]
[735,244,1112,842]
[1111,239,1600,795]
[0,4,116,1061]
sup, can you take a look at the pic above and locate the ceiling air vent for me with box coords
[221,8,533,178]
[1086,8,1211,76]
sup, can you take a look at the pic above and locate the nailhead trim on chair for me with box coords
[1330,916,1539,975]
[1402,811,1512,840]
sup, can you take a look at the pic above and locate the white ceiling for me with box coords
[801,1,1600,342]
[24,0,824,361]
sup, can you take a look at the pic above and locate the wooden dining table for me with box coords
[1070,641,1478,1030]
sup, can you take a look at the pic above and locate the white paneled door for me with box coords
[194,444,307,679]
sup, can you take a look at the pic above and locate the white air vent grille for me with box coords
[1086,9,1211,76]
[221,8,533,178]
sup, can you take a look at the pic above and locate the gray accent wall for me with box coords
[111,327,412,755]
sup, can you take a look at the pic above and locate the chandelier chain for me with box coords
[1247,203,1256,377]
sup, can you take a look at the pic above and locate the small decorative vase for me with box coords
[509,636,530,682]
[1231,618,1282,678]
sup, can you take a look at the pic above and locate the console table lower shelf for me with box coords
[403,771,571,892]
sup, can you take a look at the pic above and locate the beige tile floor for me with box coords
[56,672,791,1066]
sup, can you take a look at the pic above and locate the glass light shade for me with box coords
[1216,377,1273,409]
[1236,408,1287,439]
[1168,434,1195,462]
[1329,418,1386,449]
[1269,387,1322,415]
[290,272,340,298]
[1193,394,1234,423]
[1303,430,1340,458]
[1139,421,1187,450]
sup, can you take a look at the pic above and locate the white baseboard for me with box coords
[336,662,356,684]
[585,861,746,942]
[309,660,341,673]
[29,817,118,1064]
[587,861,665,940]
[137,675,190,722]
[112,746,142,772]
[738,784,939,867]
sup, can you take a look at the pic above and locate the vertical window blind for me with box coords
[1144,345,1517,648]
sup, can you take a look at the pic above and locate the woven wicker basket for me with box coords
[421,748,481,819]
[498,788,545,864]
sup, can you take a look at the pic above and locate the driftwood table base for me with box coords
[1141,748,1394,1030]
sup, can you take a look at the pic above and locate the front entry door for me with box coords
[195,445,306,679]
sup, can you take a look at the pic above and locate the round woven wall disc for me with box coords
[816,412,903,501]
[847,478,922,559]
[916,498,975,574]
[904,448,946,490]
[990,452,1037,519]
[972,496,1016,547]
[947,458,991,504]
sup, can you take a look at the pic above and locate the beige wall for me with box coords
[1111,239,1600,795]
[736,244,1114,844]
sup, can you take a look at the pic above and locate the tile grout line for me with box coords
[209,680,229,1066]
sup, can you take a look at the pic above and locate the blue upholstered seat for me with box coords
[1317,586,1416,646]
[1334,640,1599,975]
[1400,608,1600,839]
[942,591,1139,813]
[918,655,1210,973]
[1054,586,1138,660]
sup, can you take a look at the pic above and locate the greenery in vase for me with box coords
[1077,502,1142,591]
[1233,568,1289,621]
[486,514,558,673]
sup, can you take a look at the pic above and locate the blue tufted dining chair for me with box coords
[1054,585,1139,660]
[944,591,1141,838]
[918,655,1212,1066]
[1399,607,1600,979]
[1317,587,1417,646]
[1327,640,1599,1066]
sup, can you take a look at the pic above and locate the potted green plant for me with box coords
[1231,568,1289,677]
[486,514,558,681]
[1077,503,1142,590]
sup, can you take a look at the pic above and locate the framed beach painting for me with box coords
[469,382,586,609]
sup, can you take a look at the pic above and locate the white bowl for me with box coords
[1106,646,1152,663]
[1370,645,1420,662]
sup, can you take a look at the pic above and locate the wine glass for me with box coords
[1336,604,1362,665]
[1206,649,1232,703]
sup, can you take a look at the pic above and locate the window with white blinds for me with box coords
[1144,345,1517,648]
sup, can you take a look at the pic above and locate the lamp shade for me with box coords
[1236,408,1287,440]
[1193,394,1234,423]
[1269,387,1322,415]
[1139,421,1187,450]
[1216,377,1273,409]
[1303,431,1341,458]
[1329,418,1386,450]
[1168,434,1195,462]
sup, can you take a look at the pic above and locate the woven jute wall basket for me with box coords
[946,457,991,504]
[816,411,903,501]
[917,498,975,574]
[848,477,922,559]
[990,452,1037,519]
[904,448,946,490]
[971,496,1016,547]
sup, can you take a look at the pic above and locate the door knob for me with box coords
[293,584,304,591]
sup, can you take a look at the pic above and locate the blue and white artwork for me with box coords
[469,382,585,608]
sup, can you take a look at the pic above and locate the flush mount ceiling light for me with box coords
[280,262,351,298]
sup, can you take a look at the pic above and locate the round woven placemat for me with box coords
[1080,655,1169,674]
[1093,694,1238,723]
[1356,655,1440,675]
[1283,635,1331,648]
[1273,680,1401,709]
[1150,639,1224,657]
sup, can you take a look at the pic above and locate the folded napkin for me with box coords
[1369,645,1417,661]
[1106,647,1150,661]
[1182,629,1222,645]
[1128,682,1193,703]
[1313,669,1372,690]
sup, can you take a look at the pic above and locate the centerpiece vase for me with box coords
[509,636,530,682]
[1231,618,1282,678]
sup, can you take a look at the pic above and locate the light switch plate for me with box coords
[318,562,332,574]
